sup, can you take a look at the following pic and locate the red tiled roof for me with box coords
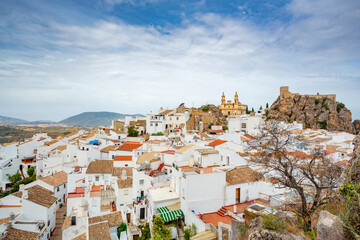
[114,156,132,161]
[244,133,255,140]
[336,160,348,166]
[322,150,335,155]
[211,130,224,133]
[161,150,175,155]
[117,142,142,151]
[285,152,310,159]
[207,139,227,147]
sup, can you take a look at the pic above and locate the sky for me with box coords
[0,0,359,121]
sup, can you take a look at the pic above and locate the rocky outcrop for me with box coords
[348,134,360,184]
[198,104,226,125]
[316,211,345,240]
[248,217,308,240]
[267,95,355,133]
[353,120,360,134]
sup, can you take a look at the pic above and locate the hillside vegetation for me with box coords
[58,111,144,126]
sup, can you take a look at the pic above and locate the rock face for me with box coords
[267,95,355,133]
[248,217,308,240]
[317,211,345,240]
[198,104,226,125]
[353,120,360,134]
[348,134,360,184]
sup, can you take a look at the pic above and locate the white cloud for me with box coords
[0,0,359,121]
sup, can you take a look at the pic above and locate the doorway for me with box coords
[236,188,240,203]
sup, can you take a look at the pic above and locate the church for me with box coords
[218,92,247,116]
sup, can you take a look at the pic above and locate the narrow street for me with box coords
[51,203,67,240]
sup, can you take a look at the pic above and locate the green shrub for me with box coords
[237,222,248,237]
[257,111,261,113]
[321,103,329,110]
[315,99,320,105]
[337,103,345,113]
[317,120,327,129]
[184,224,197,240]
[288,118,293,123]
[138,223,151,240]
[262,215,286,234]
[222,126,228,131]
[202,105,209,112]
[151,132,164,136]
[127,126,139,137]
[27,166,35,177]
[117,223,127,238]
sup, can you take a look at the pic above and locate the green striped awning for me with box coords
[157,207,183,222]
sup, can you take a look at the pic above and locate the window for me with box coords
[242,123,246,128]
[139,179,144,186]
[95,176,99,181]
[226,156,230,165]
[177,117,179,120]
[124,190,129,195]
[82,180,85,183]
[57,187,60,192]
[48,220,50,226]
[64,183,66,188]
[155,123,158,127]
[112,155,115,159]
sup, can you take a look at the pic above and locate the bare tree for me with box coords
[248,120,342,230]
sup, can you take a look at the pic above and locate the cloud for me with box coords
[0,0,359,121]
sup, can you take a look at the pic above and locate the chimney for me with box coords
[19,184,25,192]
[9,212,15,221]
[121,170,127,180]
[22,189,28,199]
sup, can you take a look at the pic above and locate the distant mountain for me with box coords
[0,115,29,124]
[58,112,145,127]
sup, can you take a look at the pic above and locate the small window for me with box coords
[155,123,158,127]
[48,220,50,226]
[95,176,99,181]
[57,187,60,192]
[242,123,246,128]
[112,155,115,159]
[82,180,85,183]
[140,179,144,185]
[125,164,128,167]
[71,216,76,225]
[64,183,66,188]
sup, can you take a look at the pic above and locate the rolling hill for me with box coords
[0,115,29,124]
[58,111,144,126]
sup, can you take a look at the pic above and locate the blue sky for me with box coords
[0,0,359,121]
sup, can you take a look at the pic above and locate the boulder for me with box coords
[316,211,345,240]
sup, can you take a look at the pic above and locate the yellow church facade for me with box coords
[218,92,247,116]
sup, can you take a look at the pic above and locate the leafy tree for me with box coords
[262,215,286,234]
[151,132,164,136]
[248,121,342,231]
[246,106,250,114]
[337,103,345,113]
[138,223,151,240]
[152,216,171,240]
[184,224,197,240]
[266,103,269,109]
[7,172,22,185]
[314,99,320,105]
[127,126,139,137]
[202,105,209,112]
[259,105,263,110]
[117,223,127,238]
[251,108,254,112]
[27,166,35,177]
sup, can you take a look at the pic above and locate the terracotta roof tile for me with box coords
[88,211,123,228]
[117,179,133,189]
[88,222,111,240]
[112,167,133,177]
[4,228,40,240]
[86,160,113,174]
[114,155,132,161]
[100,145,118,153]
[175,144,195,153]
[73,233,87,240]
[40,171,68,187]
[2,141,17,147]
[136,151,161,164]
[13,185,57,208]
[226,166,264,185]
[207,140,227,147]
[117,142,142,151]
